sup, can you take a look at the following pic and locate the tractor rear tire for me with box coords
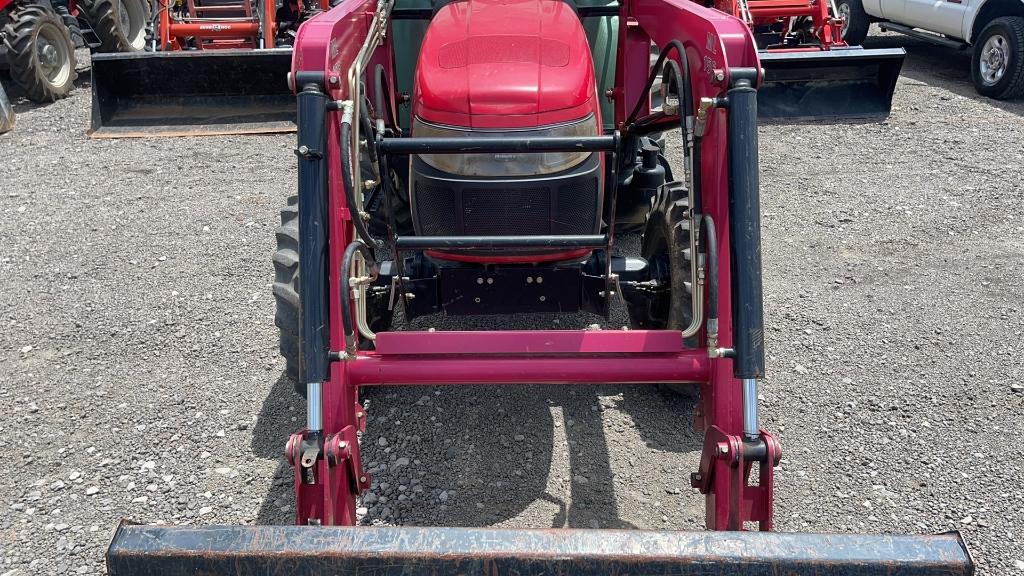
[628,180,698,397]
[273,195,395,395]
[52,2,85,47]
[0,82,15,134]
[82,0,148,52]
[2,3,77,103]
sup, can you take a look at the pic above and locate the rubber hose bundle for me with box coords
[340,106,383,253]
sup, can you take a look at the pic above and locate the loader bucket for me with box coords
[89,49,296,138]
[757,47,906,121]
[106,523,974,575]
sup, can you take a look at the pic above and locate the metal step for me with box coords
[880,22,969,50]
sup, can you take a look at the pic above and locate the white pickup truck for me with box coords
[835,0,1024,98]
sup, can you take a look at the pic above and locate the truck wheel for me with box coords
[2,3,77,103]
[971,17,1024,99]
[627,181,698,396]
[836,0,870,45]
[82,0,148,52]
[273,195,394,394]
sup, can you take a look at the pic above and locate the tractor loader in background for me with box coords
[706,0,906,119]
[87,0,327,137]
[104,0,975,573]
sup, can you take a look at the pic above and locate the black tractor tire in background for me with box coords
[971,17,1024,100]
[0,82,15,134]
[82,0,148,52]
[835,0,870,45]
[52,2,85,47]
[627,181,698,397]
[273,195,395,394]
[2,3,77,102]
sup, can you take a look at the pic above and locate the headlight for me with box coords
[412,115,597,177]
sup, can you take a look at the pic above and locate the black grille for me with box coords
[410,155,602,240]
[415,180,459,236]
[556,177,599,235]
[462,187,550,235]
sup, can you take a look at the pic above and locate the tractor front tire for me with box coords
[971,17,1024,100]
[82,0,148,52]
[627,181,698,397]
[835,0,870,45]
[273,195,395,395]
[2,2,77,103]
[273,196,303,388]
[628,180,693,332]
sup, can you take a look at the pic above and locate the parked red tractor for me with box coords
[0,0,77,102]
[0,0,150,106]
[105,0,975,573]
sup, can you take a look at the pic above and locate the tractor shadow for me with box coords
[352,381,701,529]
[250,234,702,527]
[250,334,703,528]
[864,34,1024,117]
[251,373,304,525]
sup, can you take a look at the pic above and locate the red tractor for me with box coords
[106,0,975,573]
[0,0,149,105]
[0,0,78,102]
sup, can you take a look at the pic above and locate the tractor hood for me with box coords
[412,0,598,129]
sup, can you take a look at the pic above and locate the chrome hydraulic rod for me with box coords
[306,382,323,433]
[742,378,759,440]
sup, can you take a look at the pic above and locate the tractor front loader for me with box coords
[106,0,974,573]
[708,0,906,119]
[87,0,327,137]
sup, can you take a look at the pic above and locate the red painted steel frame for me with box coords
[289,0,774,532]
[155,0,326,50]
[715,0,844,48]
[158,0,263,50]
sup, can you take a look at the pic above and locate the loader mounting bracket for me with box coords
[691,425,780,530]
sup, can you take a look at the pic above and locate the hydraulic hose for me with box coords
[625,39,693,132]
[700,215,718,321]
[340,240,377,353]
[360,96,378,165]
[340,103,382,252]
[374,65,400,134]
[654,53,703,207]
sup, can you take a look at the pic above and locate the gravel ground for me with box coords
[1,34,1023,575]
